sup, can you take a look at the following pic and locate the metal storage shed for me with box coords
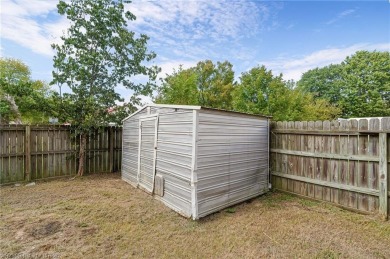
[121,104,270,219]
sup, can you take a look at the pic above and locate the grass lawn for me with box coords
[1,173,389,258]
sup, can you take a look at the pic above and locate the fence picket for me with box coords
[271,118,389,218]
[330,120,339,204]
[0,125,122,185]
[348,119,358,209]
[323,120,331,202]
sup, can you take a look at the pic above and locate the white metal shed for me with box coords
[121,104,270,219]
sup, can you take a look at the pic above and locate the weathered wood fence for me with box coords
[0,125,122,185]
[270,118,390,219]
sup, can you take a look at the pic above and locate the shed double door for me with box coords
[138,115,158,193]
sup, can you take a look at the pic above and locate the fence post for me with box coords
[379,132,388,220]
[109,127,114,173]
[25,125,31,182]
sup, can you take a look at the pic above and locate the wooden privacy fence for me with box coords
[270,118,390,219]
[0,125,122,185]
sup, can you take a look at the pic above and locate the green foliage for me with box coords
[225,207,236,213]
[298,51,390,118]
[155,65,198,105]
[297,64,343,104]
[51,0,159,132]
[0,58,52,124]
[157,63,340,121]
[298,94,342,121]
[51,0,158,175]
[155,60,235,109]
[195,60,235,109]
[0,58,30,83]
[0,99,12,121]
[105,101,138,125]
[233,66,340,121]
[233,65,284,117]
[340,51,389,117]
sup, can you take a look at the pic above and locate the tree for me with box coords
[0,58,52,124]
[289,89,341,121]
[298,51,390,117]
[297,64,343,104]
[155,65,198,105]
[195,60,235,109]
[158,63,340,121]
[233,65,285,117]
[51,0,159,176]
[156,60,235,109]
[105,100,138,125]
[340,51,389,117]
[233,66,340,121]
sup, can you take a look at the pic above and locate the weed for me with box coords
[78,222,88,228]
[315,248,341,259]
[225,207,236,213]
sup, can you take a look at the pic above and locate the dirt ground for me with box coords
[1,174,389,259]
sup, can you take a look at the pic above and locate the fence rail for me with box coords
[270,118,390,219]
[0,125,122,185]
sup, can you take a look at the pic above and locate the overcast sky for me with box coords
[1,0,389,102]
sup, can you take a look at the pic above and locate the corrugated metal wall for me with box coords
[152,107,194,217]
[122,107,194,217]
[138,117,157,192]
[195,110,269,218]
[122,109,148,185]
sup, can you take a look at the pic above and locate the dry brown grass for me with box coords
[1,174,390,259]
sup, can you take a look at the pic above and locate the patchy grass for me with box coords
[1,174,389,258]
[224,207,236,214]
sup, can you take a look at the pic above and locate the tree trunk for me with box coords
[4,94,22,124]
[77,133,87,176]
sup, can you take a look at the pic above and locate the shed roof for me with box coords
[122,104,271,122]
